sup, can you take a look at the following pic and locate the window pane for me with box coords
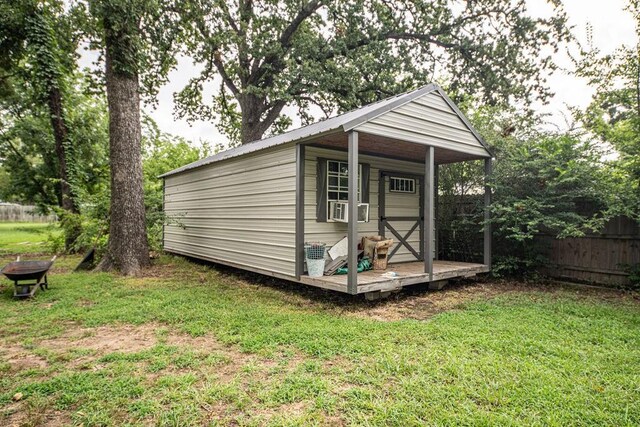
[326,160,366,219]
[389,177,415,193]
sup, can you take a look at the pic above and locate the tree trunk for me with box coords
[240,96,267,144]
[96,40,150,275]
[240,116,267,144]
[47,86,80,250]
[238,94,288,144]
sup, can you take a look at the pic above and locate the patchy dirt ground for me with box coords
[175,258,639,323]
[0,323,331,426]
[2,255,638,426]
[340,278,640,321]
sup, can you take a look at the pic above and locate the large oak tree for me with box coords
[175,0,571,144]
[87,0,179,274]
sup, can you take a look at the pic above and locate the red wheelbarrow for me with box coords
[1,256,56,298]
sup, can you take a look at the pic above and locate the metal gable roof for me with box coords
[160,83,490,178]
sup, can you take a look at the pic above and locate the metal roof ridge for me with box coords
[159,83,446,178]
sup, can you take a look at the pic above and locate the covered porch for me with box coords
[299,260,490,294]
[293,85,493,295]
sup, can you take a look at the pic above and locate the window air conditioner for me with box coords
[329,202,369,223]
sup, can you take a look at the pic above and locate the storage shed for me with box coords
[160,84,493,295]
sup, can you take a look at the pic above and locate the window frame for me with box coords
[326,160,362,220]
[389,176,416,194]
[316,157,369,223]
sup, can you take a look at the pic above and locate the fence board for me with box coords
[0,204,57,223]
[538,216,640,286]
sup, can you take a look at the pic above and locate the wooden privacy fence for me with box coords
[0,204,57,223]
[537,216,640,286]
[438,195,639,286]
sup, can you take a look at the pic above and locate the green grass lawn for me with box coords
[0,222,60,256]
[1,223,639,426]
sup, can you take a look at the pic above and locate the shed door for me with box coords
[378,171,424,262]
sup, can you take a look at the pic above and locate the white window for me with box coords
[327,160,362,217]
[389,176,415,193]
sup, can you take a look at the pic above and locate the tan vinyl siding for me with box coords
[354,92,488,157]
[163,144,297,277]
[305,146,429,264]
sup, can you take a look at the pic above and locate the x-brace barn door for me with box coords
[378,171,424,262]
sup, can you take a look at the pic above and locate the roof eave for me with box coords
[341,83,438,132]
[341,83,493,159]
[433,86,494,158]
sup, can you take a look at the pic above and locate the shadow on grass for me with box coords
[167,253,639,315]
[171,254,499,307]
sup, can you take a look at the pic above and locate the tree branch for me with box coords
[191,13,240,95]
[297,95,332,117]
[259,99,287,133]
[279,0,323,49]
[250,0,325,86]
[218,1,240,35]
[212,51,239,95]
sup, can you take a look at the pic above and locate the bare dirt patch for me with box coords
[343,279,640,321]
[0,344,48,371]
[339,280,523,321]
[40,323,159,355]
[1,399,72,427]
[24,323,312,384]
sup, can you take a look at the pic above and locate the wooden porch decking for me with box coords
[299,260,489,294]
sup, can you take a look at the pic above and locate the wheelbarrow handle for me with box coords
[51,255,57,262]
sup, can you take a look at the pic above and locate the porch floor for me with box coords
[299,260,490,294]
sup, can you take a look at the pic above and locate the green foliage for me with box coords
[573,0,640,221]
[437,104,621,277]
[0,0,103,252]
[0,74,109,211]
[490,132,613,275]
[46,227,66,254]
[0,113,60,208]
[69,190,111,257]
[491,134,608,241]
[141,117,210,251]
[52,116,208,256]
[175,0,571,144]
[24,2,77,101]
[620,263,640,290]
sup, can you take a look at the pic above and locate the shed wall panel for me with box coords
[304,146,427,265]
[354,92,488,157]
[163,144,297,276]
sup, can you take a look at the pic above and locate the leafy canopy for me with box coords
[573,0,640,219]
[175,0,571,144]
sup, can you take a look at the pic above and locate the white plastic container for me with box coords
[306,258,325,277]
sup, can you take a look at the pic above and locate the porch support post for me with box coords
[434,164,439,260]
[347,131,359,294]
[295,144,305,279]
[424,146,434,280]
[484,158,492,268]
